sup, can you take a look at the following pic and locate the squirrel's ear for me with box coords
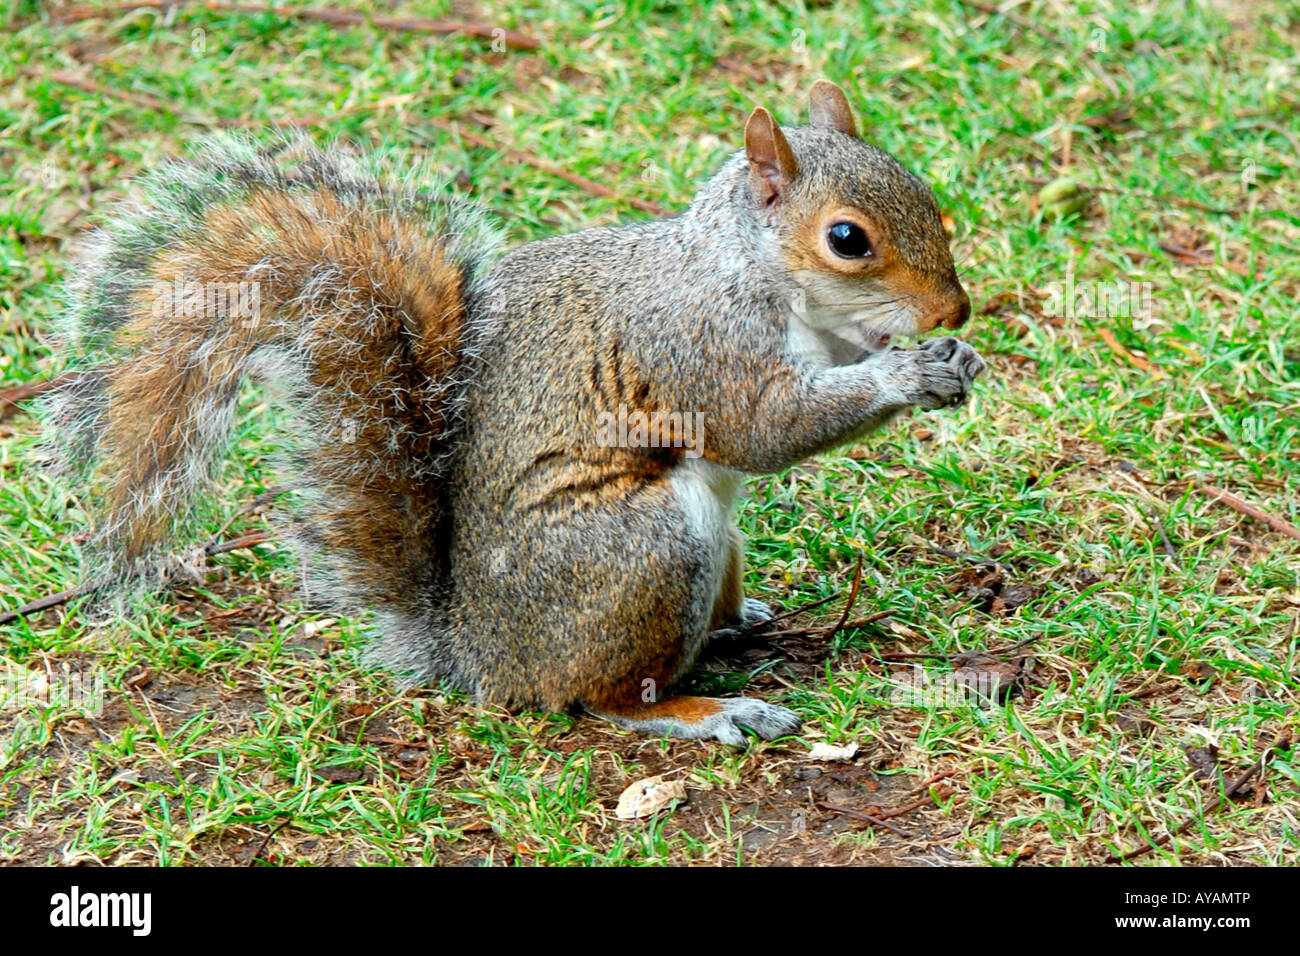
[744,107,799,208]
[808,80,858,138]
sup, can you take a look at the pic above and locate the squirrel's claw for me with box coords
[701,698,803,745]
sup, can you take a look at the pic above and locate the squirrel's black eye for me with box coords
[827,221,872,258]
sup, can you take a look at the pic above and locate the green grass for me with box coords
[1,0,1298,865]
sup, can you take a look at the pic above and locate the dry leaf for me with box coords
[614,775,687,820]
[1181,661,1218,684]
[1115,705,1158,737]
[887,619,924,642]
[808,741,859,762]
[952,654,1022,702]
[1184,744,1220,783]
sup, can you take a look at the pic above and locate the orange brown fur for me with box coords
[593,695,725,723]
[709,525,746,631]
[98,186,468,595]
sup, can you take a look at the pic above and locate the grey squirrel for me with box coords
[48,80,986,744]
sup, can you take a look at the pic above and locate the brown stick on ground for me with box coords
[203,529,273,557]
[823,556,864,645]
[0,584,95,626]
[871,787,953,820]
[733,557,882,641]
[816,801,914,839]
[1196,483,1300,541]
[751,593,840,629]
[1158,242,1266,281]
[757,611,893,640]
[1097,327,1161,375]
[906,769,959,793]
[876,635,1040,663]
[31,67,668,218]
[817,781,956,837]
[1147,507,1180,565]
[50,2,542,50]
[220,93,419,129]
[23,67,182,115]
[423,118,668,216]
[0,372,79,422]
[1105,732,1292,863]
[245,815,293,867]
[714,56,767,82]
[0,530,276,626]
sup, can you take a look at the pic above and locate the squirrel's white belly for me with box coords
[670,458,742,634]
[673,457,743,517]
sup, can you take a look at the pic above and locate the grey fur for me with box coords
[47,115,986,745]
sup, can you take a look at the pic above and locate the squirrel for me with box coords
[47,80,986,745]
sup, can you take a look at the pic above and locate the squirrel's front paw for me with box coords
[709,597,776,642]
[909,337,987,410]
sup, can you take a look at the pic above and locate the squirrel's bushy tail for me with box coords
[48,135,500,627]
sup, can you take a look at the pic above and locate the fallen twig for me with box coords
[1148,508,1180,565]
[759,608,894,639]
[823,556,863,645]
[1196,482,1300,541]
[32,65,668,219]
[23,67,178,115]
[1158,242,1266,281]
[1,527,277,626]
[1097,327,1161,375]
[50,2,542,50]
[816,801,914,839]
[818,776,955,837]
[906,769,959,794]
[752,611,893,641]
[246,815,293,866]
[204,486,288,546]
[871,789,950,820]
[0,583,98,626]
[1106,732,1291,863]
[0,372,80,422]
[751,593,840,629]
[203,529,273,557]
[714,55,767,82]
[727,556,883,640]
[419,118,668,216]
[874,635,1040,663]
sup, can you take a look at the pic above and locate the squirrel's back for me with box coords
[48,136,501,650]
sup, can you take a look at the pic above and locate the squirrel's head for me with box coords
[741,80,969,358]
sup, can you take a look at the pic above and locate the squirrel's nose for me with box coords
[944,290,972,329]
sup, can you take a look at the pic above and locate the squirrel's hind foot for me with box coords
[590,695,801,746]
[738,597,775,625]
